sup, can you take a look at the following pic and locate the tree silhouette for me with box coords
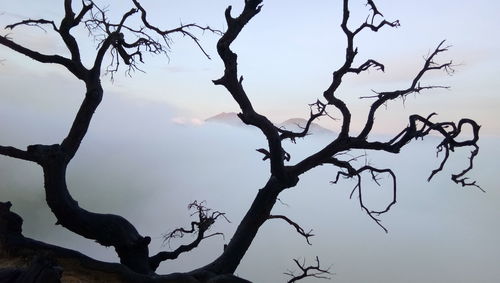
[0,0,480,282]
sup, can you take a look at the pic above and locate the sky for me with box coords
[1,0,499,135]
[1,1,499,282]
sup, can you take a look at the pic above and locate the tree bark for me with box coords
[30,144,152,274]
[1,201,251,282]
[21,80,154,274]
[200,176,284,274]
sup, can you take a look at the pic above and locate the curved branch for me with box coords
[268,215,314,245]
[323,0,398,138]
[452,145,483,192]
[149,201,228,271]
[30,147,153,274]
[212,0,292,182]
[353,114,481,192]
[332,165,396,232]
[5,19,58,32]
[149,233,224,271]
[74,1,94,27]
[60,82,102,160]
[277,100,331,143]
[0,36,86,79]
[428,142,450,181]
[366,0,383,18]
[348,59,385,73]
[358,40,453,139]
[131,0,222,59]
[59,0,93,63]
[353,18,400,35]
[2,1,91,78]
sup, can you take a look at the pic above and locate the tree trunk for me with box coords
[33,145,152,274]
[1,201,253,282]
[199,176,284,275]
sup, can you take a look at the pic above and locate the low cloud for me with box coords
[171,116,205,126]
[1,94,498,283]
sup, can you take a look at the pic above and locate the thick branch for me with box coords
[149,231,223,271]
[212,0,292,182]
[60,82,102,161]
[200,176,286,275]
[290,137,352,178]
[27,148,153,274]
[0,145,37,162]
[59,0,93,63]
[0,36,85,79]
[1,201,241,282]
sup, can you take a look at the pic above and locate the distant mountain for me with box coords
[278,118,335,135]
[205,112,335,135]
[205,112,244,126]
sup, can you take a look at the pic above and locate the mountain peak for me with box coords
[205,112,244,126]
[278,118,334,135]
[205,112,335,135]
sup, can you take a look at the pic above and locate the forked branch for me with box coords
[82,0,221,77]
[268,215,314,245]
[322,0,399,137]
[131,0,222,60]
[332,165,396,232]
[285,256,332,283]
[358,40,454,139]
[277,100,331,143]
[451,145,482,191]
[149,201,229,271]
[348,59,385,73]
[0,35,83,78]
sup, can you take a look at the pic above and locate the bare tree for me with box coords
[0,0,480,282]
[199,0,480,278]
[0,0,230,281]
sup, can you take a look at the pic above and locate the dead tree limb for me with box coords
[0,0,221,275]
[149,201,229,270]
[268,215,314,245]
[206,1,481,276]
[285,256,332,283]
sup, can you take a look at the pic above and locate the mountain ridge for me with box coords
[205,112,335,135]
